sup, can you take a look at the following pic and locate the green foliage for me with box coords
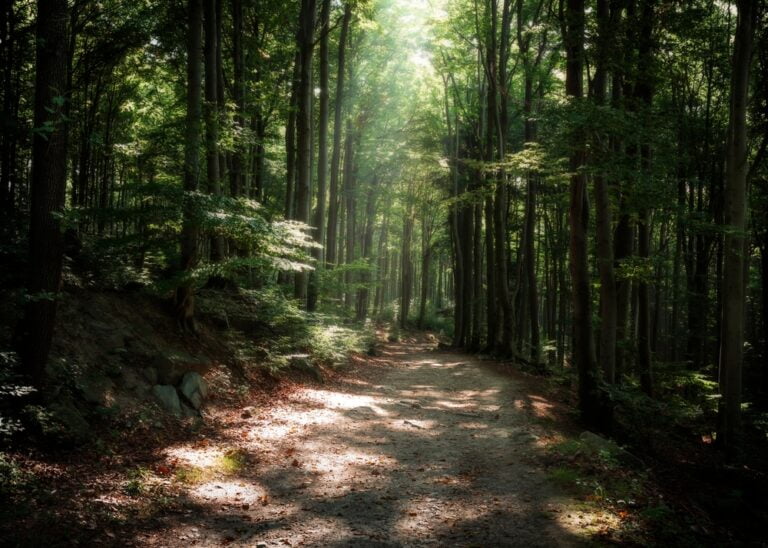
[0,453,28,498]
[123,466,152,496]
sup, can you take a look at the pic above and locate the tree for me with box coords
[293,0,317,302]
[307,0,331,311]
[326,3,352,268]
[718,0,757,454]
[19,0,70,388]
[176,0,204,332]
[203,0,224,262]
[563,0,600,424]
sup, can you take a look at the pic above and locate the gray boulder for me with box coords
[178,372,208,410]
[152,384,182,416]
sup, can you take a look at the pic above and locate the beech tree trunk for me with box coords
[229,0,245,198]
[20,0,70,388]
[592,0,617,383]
[294,0,317,302]
[203,0,224,262]
[325,4,352,268]
[718,0,756,454]
[564,0,600,425]
[285,52,300,220]
[175,0,203,332]
[307,0,331,311]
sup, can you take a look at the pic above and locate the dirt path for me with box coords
[142,337,609,547]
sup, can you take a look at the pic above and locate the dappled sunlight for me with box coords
[456,421,489,430]
[190,479,264,505]
[300,388,388,415]
[130,340,589,545]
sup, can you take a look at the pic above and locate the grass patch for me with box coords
[123,466,152,496]
[218,448,248,475]
[548,466,581,487]
[174,465,208,485]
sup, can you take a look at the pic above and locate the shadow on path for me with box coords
[132,338,604,546]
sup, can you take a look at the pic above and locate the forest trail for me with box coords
[143,337,611,547]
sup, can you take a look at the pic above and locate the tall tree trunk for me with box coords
[204,0,224,261]
[592,0,618,383]
[230,0,245,198]
[0,0,17,212]
[636,0,655,396]
[418,220,433,329]
[564,0,600,425]
[308,0,331,311]
[285,52,300,220]
[20,0,70,388]
[294,0,316,302]
[718,0,756,454]
[401,212,414,328]
[176,0,203,332]
[326,3,352,268]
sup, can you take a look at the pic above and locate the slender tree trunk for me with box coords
[400,212,414,328]
[325,4,352,268]
[230,0,245,198]
[342,120,356,308]
[418,222,433,329]
[565,0,600,425]
[592,0,618,383]
[203,0,224,261]
[308,0,332,311]
[636,0,655,396]
[718,0,756,454]
[20,0,70,388]
[294,0,317,302]
[176,0,203,332]
[285,52,300,220]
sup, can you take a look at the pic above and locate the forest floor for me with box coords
[5,331,723,547]
[127,334,613,547]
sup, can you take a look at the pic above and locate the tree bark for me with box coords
[20,0,70,388]
[176,0,203,332]
[308,0,331,311]
[294,0,317,302]
[592,0,618,383]
[564,0,600,425]
[230,0,245,198]
[326,3,352,268]
[203,0,224,261]
[718,0,756,455]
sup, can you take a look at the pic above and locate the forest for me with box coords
[1,0,767,545]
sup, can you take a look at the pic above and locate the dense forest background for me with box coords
[1,0,768,542]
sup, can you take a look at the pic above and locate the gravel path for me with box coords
[142,338,604,547]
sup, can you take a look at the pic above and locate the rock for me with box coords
[579,431,644,468]
[153,350,211,385]
[241,406,255,419]
[77,373,116,406]
[179,372,208,410]
[153,385,182,416]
